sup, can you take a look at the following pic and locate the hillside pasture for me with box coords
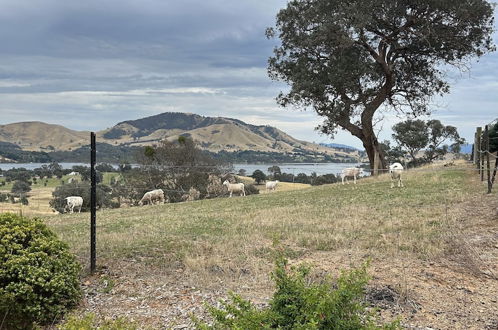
[41,165,498,328]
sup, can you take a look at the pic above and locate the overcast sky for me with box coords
[0,0,497,149]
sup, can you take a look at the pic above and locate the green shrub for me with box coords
[20,195,29,205]
[195,258,399,329]
[0,213,82,329]
[11,180,31,195]
[58,313,138,330]
[244,183,260,196]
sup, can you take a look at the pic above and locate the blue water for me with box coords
[0,162,89,171]
[232,163,364,176]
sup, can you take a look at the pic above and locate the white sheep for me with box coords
[223,180,246,197]
[266,180,279,192]
[139,189,165,205]
[64,196,83,213]
[341,167,363,185]
[389,163,404,188]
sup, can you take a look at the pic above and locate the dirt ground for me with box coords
[69,182,498,329]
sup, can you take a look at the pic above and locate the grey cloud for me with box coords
[0,0,497,148]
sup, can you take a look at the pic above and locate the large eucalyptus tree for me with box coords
[267,0,494,170]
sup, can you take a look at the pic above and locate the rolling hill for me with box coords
[0,122,89,152]
[0,112,360,162]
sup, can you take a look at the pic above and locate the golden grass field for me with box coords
[26,163,497,328]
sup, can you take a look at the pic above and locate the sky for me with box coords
[0,0,497,149]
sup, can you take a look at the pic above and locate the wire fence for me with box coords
[0,162,492,212]
[1,154,496,281]
[472,119,498,193]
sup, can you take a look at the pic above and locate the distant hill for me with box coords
[320,143,359,151]
[0,112,361,163]
[0,122,89,152]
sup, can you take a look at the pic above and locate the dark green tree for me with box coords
[268,165,282,179]
[11,180,31,195]
[95,163,116,173]
[295,173,310,184]
[267,0,494,171]
[392,119,464,164]
[392,119,429,163]
[424,120,464,162]
[380,140,406,164]
[251,170,267,184]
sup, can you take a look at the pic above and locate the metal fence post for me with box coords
[90,132,97,273]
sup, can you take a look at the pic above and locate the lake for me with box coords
[0,162,365,176]
[233,163,365,176]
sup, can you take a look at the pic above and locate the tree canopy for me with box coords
[392,119,429,162]
[267,0,494,170]
[391,119,464,164]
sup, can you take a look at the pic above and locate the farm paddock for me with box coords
[41,165,498,329]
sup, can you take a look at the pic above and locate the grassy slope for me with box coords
[36,166,498,328]
[44,168,478,275]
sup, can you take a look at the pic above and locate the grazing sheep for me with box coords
[341,167,363,185]
[64,196,83,214]
[389,163,404,188]
[266,180,279,192]
[139,189,165,205]
[223,180,246,197]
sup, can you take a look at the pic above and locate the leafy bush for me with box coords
[11,180,31,195]
[20,195,29,205]
[311,173,338,186]
[196,258,399,329]
[0,213,82,329]
[244,183,260,196]
[58,313,138,330]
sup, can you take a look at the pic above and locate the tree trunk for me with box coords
[337,111,387,174]
[362,137,387,174]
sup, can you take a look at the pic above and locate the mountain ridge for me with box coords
[0,112,360,161]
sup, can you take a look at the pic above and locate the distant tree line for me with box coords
[247,166,339,186]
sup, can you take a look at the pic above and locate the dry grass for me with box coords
[0,187,56,216]
[43,166,480,281]
[34,164,498,328]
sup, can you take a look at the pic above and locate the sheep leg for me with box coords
[353,175,357,184]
